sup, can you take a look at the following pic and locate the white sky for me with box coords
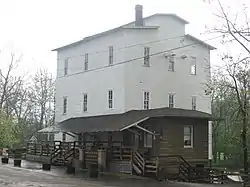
[0,0,248,77]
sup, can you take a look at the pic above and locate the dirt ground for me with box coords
[0,159,242,187]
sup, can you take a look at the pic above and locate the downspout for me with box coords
[208,121,213,168]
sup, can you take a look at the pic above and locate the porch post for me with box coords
[97,149,107,172]
[208,121,213,168]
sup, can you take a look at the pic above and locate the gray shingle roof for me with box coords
[57,107,216,133]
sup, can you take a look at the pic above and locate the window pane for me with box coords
[184,126,193,147]
[184,126,191,134]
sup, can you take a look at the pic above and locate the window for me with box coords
[84,53,88,71]
[108,90,113,109]
[48,134,54,141]
[169,56,174,71]
[184,126,193,148]
[143,91,149,109]
[63,97,67,114]
[169,94,174,108]
[144,47,150,66]
[192,96,196,110]
[64,58,68,75]
[144,132,153,148]
[62,133,66,142]
[109,46,113,65]
[191,57,196,75]
[83,93,88,112]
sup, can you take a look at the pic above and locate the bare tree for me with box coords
[31,69,55,131]
[0,53,23,114]
[203,0,250,173]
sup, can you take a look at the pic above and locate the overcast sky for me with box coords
[0,0,247,76]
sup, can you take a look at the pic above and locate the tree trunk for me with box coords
[242,116,248,174]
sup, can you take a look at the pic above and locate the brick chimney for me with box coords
[135,5,144,26]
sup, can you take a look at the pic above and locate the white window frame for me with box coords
[84,53,88,71]
[190,57,196,75]
[168,93,174,108]
[144,132,153,148]
[192,96,196,110]
[83,93,88,112]
[143,91,150,110]
[64,58,68,75]
[108,90,113,109]
[184,125,193,148]
[109,46,113,65]
[63,97,67,115]
[144,47,150,66]
[168,56,175,71]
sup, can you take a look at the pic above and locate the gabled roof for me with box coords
[52,14,189,52]
[185,34,216,50]
[56,107,218,133]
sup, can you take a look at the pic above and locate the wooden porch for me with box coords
[25,139,213,182]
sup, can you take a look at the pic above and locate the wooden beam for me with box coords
[120,117,150,131]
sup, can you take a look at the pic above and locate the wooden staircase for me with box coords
[131,151,158,177]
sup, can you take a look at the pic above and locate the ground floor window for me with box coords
[144,132,153,148]
[184,125,193,148]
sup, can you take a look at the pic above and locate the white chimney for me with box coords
[135,5,144,26]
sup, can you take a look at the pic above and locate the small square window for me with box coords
[62,133,66,142]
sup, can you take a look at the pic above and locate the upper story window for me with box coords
[108,90,113,109]
[190,57,196,75]
[184,125,193,148]
[144,47,150,66]
[63,97,67,114]
[83,93,88,112]
[192,96,196,110]
[168,56,175,71]
[64,58,68,76]
[168,93,174,108]
[109,46,114,65]
[84,53,88,71]
[143,91,149,109]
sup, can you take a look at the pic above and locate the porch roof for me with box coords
[57,107,219,133]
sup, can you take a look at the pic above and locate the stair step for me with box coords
[132,164,142,175]
[145,165,157,169]
[145,169,157,173]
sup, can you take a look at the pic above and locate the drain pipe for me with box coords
[208,121,213,168]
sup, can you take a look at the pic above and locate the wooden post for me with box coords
[120,142,122,160]
[40,143,43,156]
[156,157,159,179]
[34,143,37,155]
[73,141,76,158]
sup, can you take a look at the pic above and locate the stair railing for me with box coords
[132,150,145,176]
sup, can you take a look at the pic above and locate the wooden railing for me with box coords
[132,150,145,176]
[111,146,132,160]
